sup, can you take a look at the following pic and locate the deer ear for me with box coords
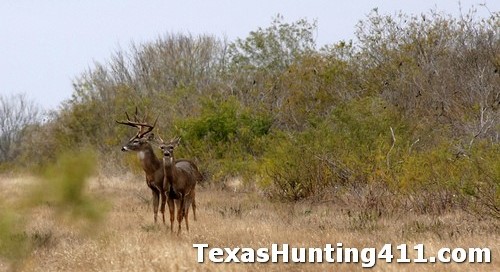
[146,133,155,141]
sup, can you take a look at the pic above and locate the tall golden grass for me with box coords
[0,173,498,271]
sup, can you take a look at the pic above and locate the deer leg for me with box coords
[160,190,167,224]
[167,197,175,233]
[152,189,160,224]
[184,197,193,232]
[177,197,184,235]
[191,190,197,221]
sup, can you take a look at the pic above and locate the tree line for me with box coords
[1,8,499,218]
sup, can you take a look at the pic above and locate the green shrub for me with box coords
[0,149,107,269]
[29,148,107,223]
[461,142,500,219]
[262,97,409,201]
[175,97,272,182]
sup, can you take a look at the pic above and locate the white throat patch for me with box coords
[163,157,174,164]
[138,151,146,160]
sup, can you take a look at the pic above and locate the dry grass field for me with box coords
[0,174,498,272]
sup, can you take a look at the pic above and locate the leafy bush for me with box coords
[460,142,500,219]
[30,149,107,222]
[175,97,272,182]
[0,149,107,269]
[262,97,408,201]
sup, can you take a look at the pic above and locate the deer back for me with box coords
[176,159,202,185]
[163,159,200,195]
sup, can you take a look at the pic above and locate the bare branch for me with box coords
[0,93,40,162]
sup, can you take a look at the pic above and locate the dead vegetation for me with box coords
[0,174,498,271]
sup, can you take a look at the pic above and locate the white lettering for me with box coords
[324,243,335,263]
[256,248,269,262]
[291,247,306,263]
[437,248,451,263]
[345,247,359,262]
[309,247,323,263]
[241,248,255,263]
[193,244,209,263]
[272,244,289,263]
[452,248,467,263]
[224,247,240,263]
[209,248,224,263]
[361,248,376,268]
[469,248,491,263]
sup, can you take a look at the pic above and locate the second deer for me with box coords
[157,136,202,234]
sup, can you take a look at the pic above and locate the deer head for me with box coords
[116,107,158,152]
[157,136,181,160]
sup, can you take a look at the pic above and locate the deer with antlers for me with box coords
[157,136,202,234]
[116,109,167,224]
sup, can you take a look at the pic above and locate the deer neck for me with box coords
[138,145,161,174]
[163,156,177,185]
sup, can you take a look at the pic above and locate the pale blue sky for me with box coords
[1,1,498,111]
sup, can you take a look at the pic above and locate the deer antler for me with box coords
[170,137,181,147]
[156,133,165,144]
[116,109,158,138]
[137,115,158,138]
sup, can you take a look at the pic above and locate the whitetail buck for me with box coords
[116,110,167,224]
[157,136,202,234]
